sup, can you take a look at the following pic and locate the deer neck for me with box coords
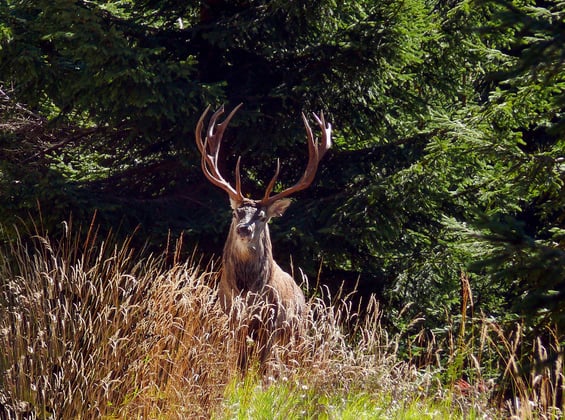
[223,222,273,293]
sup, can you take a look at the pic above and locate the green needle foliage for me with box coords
[1,0,564,411]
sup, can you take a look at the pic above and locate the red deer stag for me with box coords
[195,104,332,370]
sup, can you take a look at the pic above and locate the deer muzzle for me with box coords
[236,223,253,239]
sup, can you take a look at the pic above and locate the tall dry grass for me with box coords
[1,222,561,418]
[0,222,417,418]
[0,221,233,418]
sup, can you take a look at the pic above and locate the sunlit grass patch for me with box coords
[217,374,384,419]
[215,374,493,420]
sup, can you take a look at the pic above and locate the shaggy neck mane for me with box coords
[223,222,273,293]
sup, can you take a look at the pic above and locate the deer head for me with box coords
[195,104,332,255]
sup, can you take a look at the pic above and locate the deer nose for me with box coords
[237,224,252,237]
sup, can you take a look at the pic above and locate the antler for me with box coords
[260,111,332,206]
[195,104,244,203]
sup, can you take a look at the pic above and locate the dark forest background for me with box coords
[1,0,563,377]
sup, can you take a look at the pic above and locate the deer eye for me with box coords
[258,210,267,221]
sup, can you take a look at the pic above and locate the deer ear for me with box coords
[267,198,292,218]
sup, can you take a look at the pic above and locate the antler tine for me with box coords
[260,111,332,206]
[195,104,244,202]
[207,103,243,154]
[200,137,239,197]
[312,111,332,158]
[205,105,225,155]
[195,105,211,154]
[262,158,281,203]
[235,156,242,198]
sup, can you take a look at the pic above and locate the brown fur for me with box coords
[218,199,305,370]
